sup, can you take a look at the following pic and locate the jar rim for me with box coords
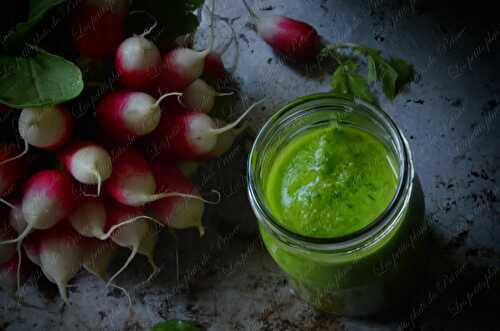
[247,92,414,252]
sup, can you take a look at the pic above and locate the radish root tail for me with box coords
[106,245,138,288]
[83,169,102,198]
[109,283,132,309]
[154,92,184,108]
[16,242,22,291]
[98,216,164,240]
[0,139,29,166]
[210,98,265,135]
[0,225,31,246]
[129,10,158,38]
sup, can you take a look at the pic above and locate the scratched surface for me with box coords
[1,0,499,330]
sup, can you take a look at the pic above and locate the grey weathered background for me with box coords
[1,0,499,330]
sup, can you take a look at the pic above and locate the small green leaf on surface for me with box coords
[367,55,377,83]
[331,61,376,104]
[150,320,203,331]
[388,58,414,92]
[0,46,83,108]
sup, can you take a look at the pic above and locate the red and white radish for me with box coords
[0,170,75,245]
[242,0,321,62]
[59,141,112,197]
[0,106,73,167]
[104,148,194,206]
[96,91,181,143]
[72,0,129,58]
[0,144,29,200]
[149,159,218,236]
[144,99,263,160]
[156,47,211,94]
[115,22,161,91]
[104,201,160,286]
[37,223,87,303]
[181,79,233,113]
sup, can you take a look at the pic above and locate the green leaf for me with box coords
[331,61,376,104]
[4,0,67,49]
[0,46,83,108]
[379,62,399,99]
[388,58,414,92]
[150,320,203,331]
[367,55,377,83]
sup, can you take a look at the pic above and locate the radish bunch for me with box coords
[0,0,256,305]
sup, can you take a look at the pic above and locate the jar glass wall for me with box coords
[247,93,428,316]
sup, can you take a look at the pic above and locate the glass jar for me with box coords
[247,93,428,316]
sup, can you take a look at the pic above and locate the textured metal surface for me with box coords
[1,0,499,330]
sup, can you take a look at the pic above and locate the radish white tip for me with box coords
[98,216,163,240]
[198,225,206,237]
[0,139,29,166]
[106,245,138,288]
[209,98,265,135]
[57,283,70,305]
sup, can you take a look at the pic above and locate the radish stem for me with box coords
[98,216,164,240]
[153,92,184,108]
[210,98,265,135]
[0,140,29,166]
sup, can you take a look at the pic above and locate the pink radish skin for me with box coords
[149,160,206,236]
[96,91,180,143]
[0,144,29,197]
[115,34,161,91]
[104,201,159,286]
[72,0,129,58]
[38,223,87,303]
[242,1,321,62]
[156,48,210,94]
[181,79,233,113]
[104,148,187,206]
[203,52,228,83]
[0,170,76,247]
[144,100,263,160]
[59,141,112,196]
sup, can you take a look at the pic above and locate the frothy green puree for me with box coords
[266,126,398,238]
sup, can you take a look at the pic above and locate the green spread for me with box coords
[265,126,398,238]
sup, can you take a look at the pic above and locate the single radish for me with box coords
[0,170,76,246]
[38,223,87,303]
[0,144,29,199]
[104,148,194,206]
[59,141,112,197]
[241,0,321,62]
[144,99,263,160]
[149,159,220,236]
[72,0,129,58]
[0,106,73,167]
[181,79,233,113]
[96,90,182,143]
[115,22,161,91]
[104,201,161,286]
[69,196,159,240]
